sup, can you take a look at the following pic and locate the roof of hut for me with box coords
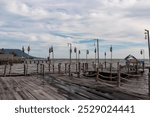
[124,54,139,63]
[124,54,137,60]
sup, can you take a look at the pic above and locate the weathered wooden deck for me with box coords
[0,74,149,100]
[0,75,67,100]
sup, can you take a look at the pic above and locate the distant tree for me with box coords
[0,48,4,54]
[11,51,17,56]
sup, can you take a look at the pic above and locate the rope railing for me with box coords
[121,72,142,77]
[98,73,118,80]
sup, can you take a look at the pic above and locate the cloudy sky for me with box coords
[0,0,150,59]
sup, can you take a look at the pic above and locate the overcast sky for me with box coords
[0,0,150,59]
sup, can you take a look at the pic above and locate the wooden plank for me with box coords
[0,77,16,99]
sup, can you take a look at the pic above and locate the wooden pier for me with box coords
[0,74,148,100]
[0,59,149,100]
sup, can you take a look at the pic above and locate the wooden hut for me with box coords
[124,54,144,73]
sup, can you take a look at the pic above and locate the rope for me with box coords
[98,73,118,79]
[121,72,142,77]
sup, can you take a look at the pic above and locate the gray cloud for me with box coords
[0,0,149,58]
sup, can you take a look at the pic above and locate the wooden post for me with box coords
[101,64,103,72]
[110,63,112,80]
[85,63,88,71]
[43,64,45,77]
[105,61,106,69]
[95,64,97,71]
[96,68,99,82]
[40,64,42,75]
[53,64,54,73]
[48,62,50,72]
[148,68,150,96]
[58,63,61,74]
[76,63,77,73]
[117,62,121,87]
[68,64,71,76]
[37,63,39,74]
[9,63,12,75]
[42,64,45,85]
[110,63,112,72]
[135,63,138,74]
[58,63,59,73]
[24,64,26,76]
[87,63,89,71]
[26,61,28,75]
[77,62,81,78]
[82,63,84,72]
[3,63,7,77]
[78,62,81,73]
[110,63,112,75]
[60,63,61,73]
[65,63,67,74]
[142,62,145,73]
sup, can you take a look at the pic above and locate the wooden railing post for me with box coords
[110,63,112,72]
[40,64,42,75]
[3,63,7,77]
[42,64,45,77]
[65,63,67,74]
[117,62,121,87]
[110,63,112,76]
[9,63,12,75]
[101,63,103,72]
[148,68,150,96]
[142,62,145,73]
[26,61,28,75]
[37,63,39,74]
[76,63,77,73]
[68,64,71,76]
[77,62,81,78]
[105,61,106,69]
[24,63,26,76]
[96,68,99,82]
[85,63,88,71]
[58,63,61,74]
[78,62,81,73]
[48,61,51,72]
[82,63,85,72]
[53,64,54,73]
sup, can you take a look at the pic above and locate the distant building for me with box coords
[0,54,13,61]
[124,54,139,64]
[124,54,144,73]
